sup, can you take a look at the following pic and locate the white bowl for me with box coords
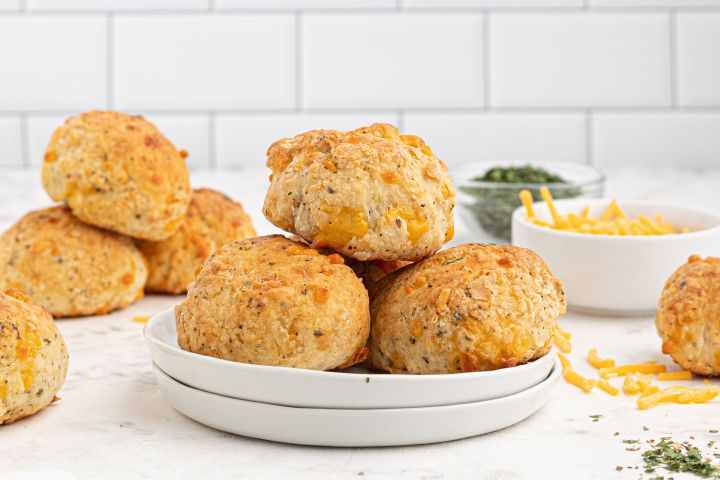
[144,307,556,409]
[512,199,720,315]
[153,360,561,447]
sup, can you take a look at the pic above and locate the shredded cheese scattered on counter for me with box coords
[554,331,572,353]
[658,371,693,381]
[554,326,718,410]
[599,363,666,379]
[623,374,641,395]
[587,348,615,369]
[597,380,620,396]
[557,352,595,393]
[564,368,596,393]
[133,316,150,323]
[638,386,720,410]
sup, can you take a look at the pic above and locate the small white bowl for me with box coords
[153,360,561,447]
[144,308,556,409]
[512,199,720,315]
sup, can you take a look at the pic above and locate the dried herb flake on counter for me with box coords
[460,165,581,241]
[641,438,720,479]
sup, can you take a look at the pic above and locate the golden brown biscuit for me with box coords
[137,188,256,294]
[656,255,720,376]
[263,123,455,261]
[345,258,412,299]
[368,244,566,374]
[1,289,68,425]
[175,235,370,370]
[0,206,147,318]
[42,110,191,241]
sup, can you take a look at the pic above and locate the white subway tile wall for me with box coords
[593,113,720,167]
[0,118,21,166]
[677,13,720,106]
[0,0,20,10]
[27,115,68,167]
[215,113,399,169]
[114,15,296,110]
[27,0,210,10]
[0,17,107,111]
[302,14,485,109]
[404,113,586,167]
[490,13,671,107]
[0,3,718,170]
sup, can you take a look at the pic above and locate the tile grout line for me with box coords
[208,112,217,170]
[107,13,115,109]
[295,11,303,112]
[3,106,720,117]
[585,109,593,166]
[669,10,679,108]
[20,113,30,168]
[483,11,490,110]
[6,7,720,15]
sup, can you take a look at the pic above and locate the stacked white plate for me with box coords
[145,308,561,447]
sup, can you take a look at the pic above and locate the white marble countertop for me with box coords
[2,166,720,480]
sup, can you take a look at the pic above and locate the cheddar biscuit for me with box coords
[42,110,191,241]
[1,289,68,424]
[175,235,370,371]
[656,255,720,376]
[137,188,256,294]
[0,206,147,317]
[368,244,566,374]
[263,123,455,261]
[345,259,411,299]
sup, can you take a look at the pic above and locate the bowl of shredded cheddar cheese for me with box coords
[512,196,720,315]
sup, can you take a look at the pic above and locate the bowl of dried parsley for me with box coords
[454,161,605,244]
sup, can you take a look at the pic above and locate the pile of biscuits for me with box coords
[0,110,257,424]
[176,123,567,374]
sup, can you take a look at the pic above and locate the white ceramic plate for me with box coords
[154,359,561,447]
[144,308,556,409]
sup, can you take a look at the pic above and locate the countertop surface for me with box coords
[2,166,720,480]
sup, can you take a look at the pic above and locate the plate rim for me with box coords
[145,307,556,383]
[153,357,563,413]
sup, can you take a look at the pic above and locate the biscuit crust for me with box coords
[137,188,256,294]
[1,289,68,425]
[42,110,191,241]
[0,206,148,318]
[656,255,720,376]
[262,123,455,261]
[368,244,566,374]
[175,235,370,371]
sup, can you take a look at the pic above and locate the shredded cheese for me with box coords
[133,316,150,323]
[638,386,720,410]
[557,352,595,393]
[598,362,666,379]
[557,325,571,340]
[520,188,685,236]
[557,352,571,370]
[519,189,535,219]
[597,379,620,396]
[624,374,641,395]
[658,371,692,381]
[587,348,615,369]
[563,368,596,393]
[637,373,654,392]
[554,331,572,353]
